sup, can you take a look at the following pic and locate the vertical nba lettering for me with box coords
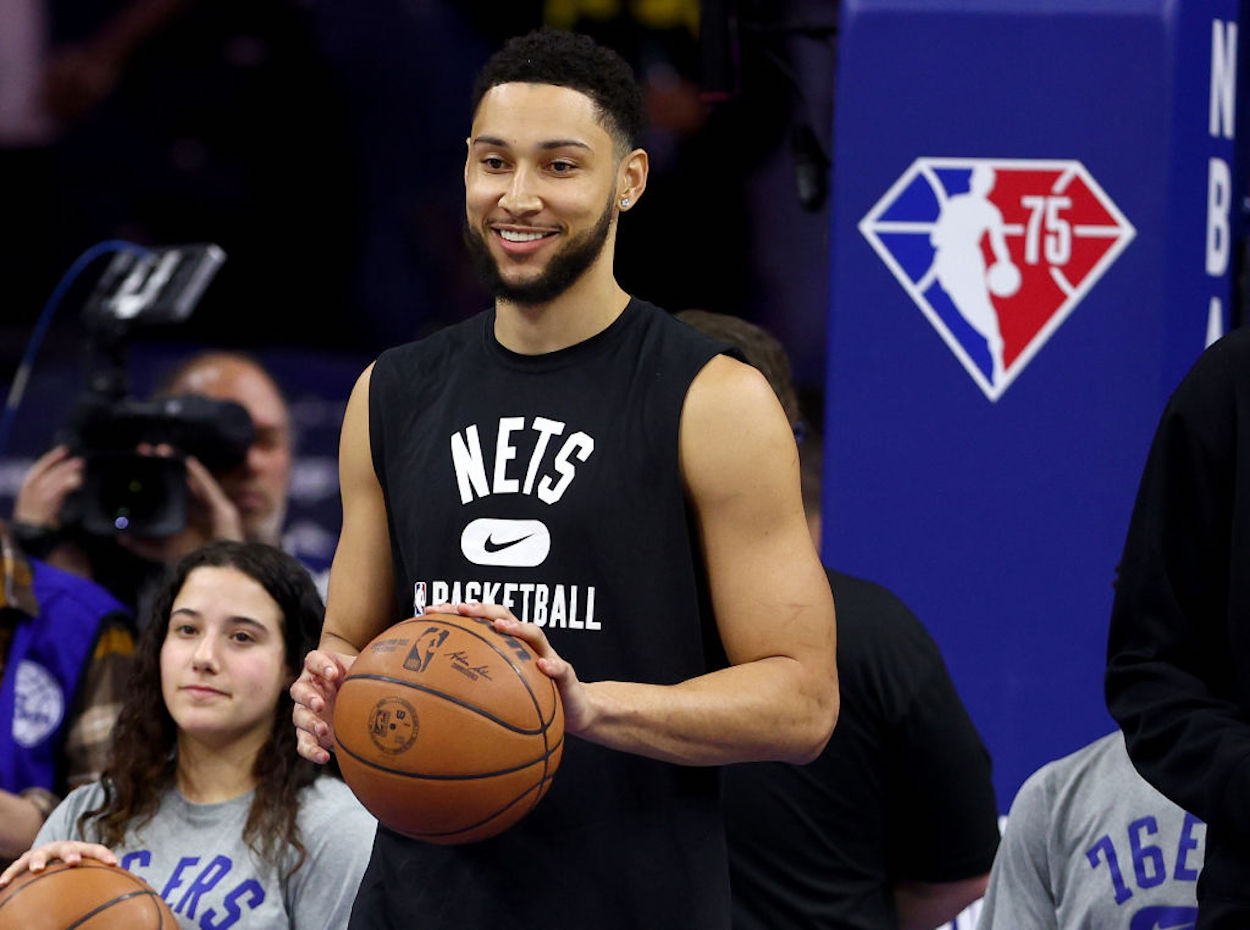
[1206,19,1236,340]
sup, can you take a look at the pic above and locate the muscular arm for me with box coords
[506,356,838,766]
[323,364,398,655]
[292,365,397,763]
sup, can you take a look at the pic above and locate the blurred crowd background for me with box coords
[0,0,838,560]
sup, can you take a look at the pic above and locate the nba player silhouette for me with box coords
[929,165,1017,387]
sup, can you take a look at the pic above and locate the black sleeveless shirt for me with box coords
[357,298,732,930]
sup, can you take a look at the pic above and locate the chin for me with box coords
[244,514,284,547]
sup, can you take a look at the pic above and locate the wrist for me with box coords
[9,521,65,560]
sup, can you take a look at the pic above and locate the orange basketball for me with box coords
[0,860,177,930]
[334,613,564,844]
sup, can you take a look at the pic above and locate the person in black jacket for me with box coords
[1105,326,1250,929]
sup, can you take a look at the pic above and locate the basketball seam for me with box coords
[341,673,552,735]
[65,889,168,929]
[0,861,146,913]
[401,773,559,840]
[416,615,561,825]
[335,733,564,781]
[394,616,555,725]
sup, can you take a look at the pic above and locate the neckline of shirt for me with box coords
[483,298,640,372]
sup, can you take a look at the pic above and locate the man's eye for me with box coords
[230,631,255,644]
[549,160,575,173]
[483,156,506,170]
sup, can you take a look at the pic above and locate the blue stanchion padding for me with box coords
[825,0,1241,808]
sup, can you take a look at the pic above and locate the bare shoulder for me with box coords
[347,361,377,408]
[679,354,797,497]
[340,362,378,473]
[683,353,781,422]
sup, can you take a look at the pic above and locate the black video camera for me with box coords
[66,393,253,538]
[60,244,245,538]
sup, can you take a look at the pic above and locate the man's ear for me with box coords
[616,148,649,211]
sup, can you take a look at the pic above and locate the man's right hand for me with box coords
[291,649,356,764]
[14,446,83,530]
[117,448,245,565]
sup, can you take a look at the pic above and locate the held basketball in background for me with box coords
[0,860,178,929]
[333,614,564,844]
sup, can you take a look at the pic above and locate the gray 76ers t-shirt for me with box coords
[36,777,375,929]
[978,732,1205,930]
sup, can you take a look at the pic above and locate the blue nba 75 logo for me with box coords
[860,158,1135,401]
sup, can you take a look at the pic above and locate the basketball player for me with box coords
[290,28,838,930]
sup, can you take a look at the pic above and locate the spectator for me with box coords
[0,519,133,868]
[978,731,1204,929]
[1105,327,1250,927]
[0,541,375,928]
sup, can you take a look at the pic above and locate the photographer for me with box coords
[137,349,293,558]
[11,350,294,606]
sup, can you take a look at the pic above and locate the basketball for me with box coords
[333,613,564,844]
[0,860,177,930]
[986,260,1022,297]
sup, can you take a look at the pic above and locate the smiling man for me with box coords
[291,28,838,930]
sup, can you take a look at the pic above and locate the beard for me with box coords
[463,193,615,306]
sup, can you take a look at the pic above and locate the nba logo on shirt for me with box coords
[860,158,1135,400]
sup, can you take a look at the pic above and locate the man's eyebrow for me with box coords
[470,135,591,151]
[537,139,591,151]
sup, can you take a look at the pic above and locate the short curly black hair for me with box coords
[470,28,645,153]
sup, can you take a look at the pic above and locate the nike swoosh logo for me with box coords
[461,518,550,567]
[483,533,535,553]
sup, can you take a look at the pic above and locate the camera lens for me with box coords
[82,452,189,537]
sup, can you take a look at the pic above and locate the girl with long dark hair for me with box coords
[0,541,375,927]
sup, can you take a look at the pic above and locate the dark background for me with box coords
[0,1,839,559]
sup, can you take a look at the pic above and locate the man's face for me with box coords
[463,82,623,305]
[171,357,292,545]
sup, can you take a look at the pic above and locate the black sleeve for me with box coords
[1105,332,1250,836]
[833,573,1001,884]
[882,643,1001,882]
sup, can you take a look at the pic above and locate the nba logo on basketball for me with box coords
[860,157,1136,400]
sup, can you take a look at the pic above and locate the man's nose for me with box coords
[500,166,541,214]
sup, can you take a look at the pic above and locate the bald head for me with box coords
[159,352,292,546]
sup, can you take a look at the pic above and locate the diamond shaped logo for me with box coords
[860,158,1136,401]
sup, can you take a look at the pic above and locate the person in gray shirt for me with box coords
[0,541,375,929]
[978,731,1204,930]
